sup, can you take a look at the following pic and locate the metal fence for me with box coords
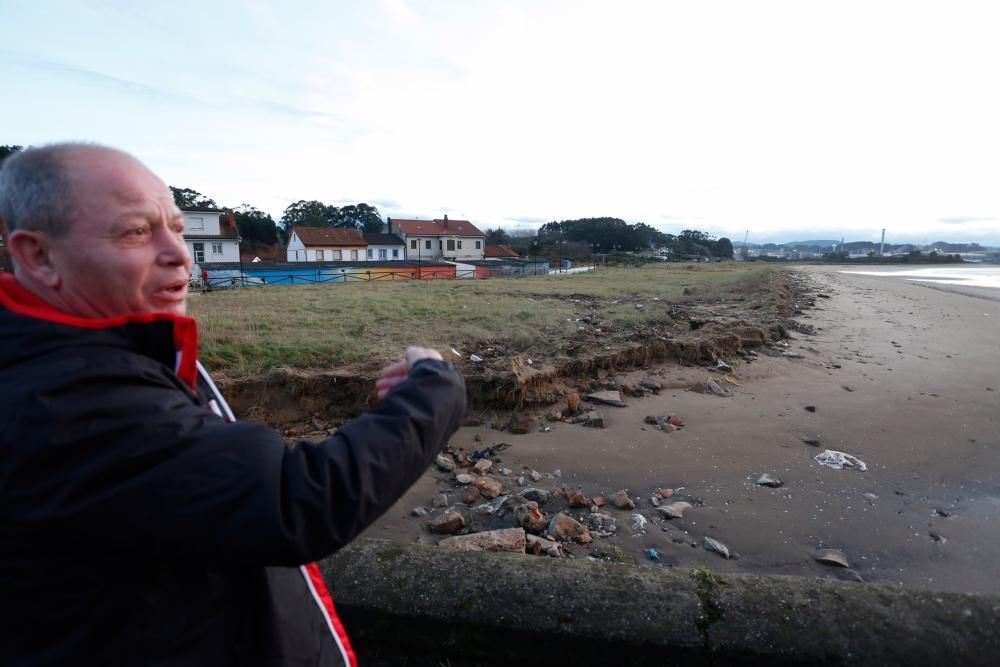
[195,264,572,289]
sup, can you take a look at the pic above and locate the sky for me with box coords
[2,0,999,245]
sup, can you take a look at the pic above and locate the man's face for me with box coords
[47,151,192,318]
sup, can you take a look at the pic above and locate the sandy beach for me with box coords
[364,266,1000,595]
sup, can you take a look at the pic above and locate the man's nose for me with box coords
[159,228,192,269]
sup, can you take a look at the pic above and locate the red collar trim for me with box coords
[0,273,200,388]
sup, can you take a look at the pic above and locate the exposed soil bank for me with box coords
[322,538,1000,667]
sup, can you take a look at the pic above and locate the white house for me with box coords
[181,207,240,267]
[286,226,367,262]
[386,215,486,261]
[362,233,405,261]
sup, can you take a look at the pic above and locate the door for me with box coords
[192,242,205,264]
[351,249,359,261]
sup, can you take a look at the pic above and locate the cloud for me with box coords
[369,198,401,209]
[937,215,1000,224]
[505,215,550,224]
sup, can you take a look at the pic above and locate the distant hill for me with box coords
[784,240,840,248]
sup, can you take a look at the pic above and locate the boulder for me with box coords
[438,528,526,553]
[608,490,636,510]
[548,513,592,544]
[514,501,548,534]
[429,511,465,535]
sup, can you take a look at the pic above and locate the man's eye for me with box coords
[126,227,149,237]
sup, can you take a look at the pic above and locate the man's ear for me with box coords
[7,229,61,287]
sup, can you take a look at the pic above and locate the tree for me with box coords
[280,200,337,231]
[170,187,219,209]
[712,237,734,259]
[0,145,23,163]
[485,228,512,245]
[333,203,383,233]
[233,205,278,247]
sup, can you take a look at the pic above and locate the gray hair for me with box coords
[0,142,97,238]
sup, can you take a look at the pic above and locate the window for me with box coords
[332,250,342,260]
[438,240,443,250]
[447,239,455,251]
[457,240,463,250]
[211,243,223,255]
[425,240,431,250]
[392,249,399,259]
[316,249,324,261]
[410,240,417,250]
[367,248,374,259]
[476,240,482,249]
[379,249,387,260]
[188,216,204,231]
[293,250,300,261]
[192,242,205,264]
[351,250,358,261]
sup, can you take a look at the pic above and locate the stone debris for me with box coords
[548,513,593,544]
[655,501,693,519]
[526,533,563,557]
[813,548,850,568]
[429,511,465,535]
[756,474,783,488]
[455,473,476,485]
[566,490,590,508]
[586,390,627,407]
[801,436,821,447]
[474,476,503,499]
[608,490,636,510]
[582,513,617,538]
[591,495,606,508]
[410,507,428,517]
[707,379,732,397]
[657,488,674,499]
[435,454,456,472]
[431,493,449,508]
[474,495,508,516]
[584,411,606,428]
[862,492,878,504]
[473,459,493,474]
[566,392,581,414]
[513,501,548,534]
[506,414,533,435]
[630,513,648,533]
[703,536,732,559]
[438,527,527,553]
[462,487,482,504]
[519,488,551,505]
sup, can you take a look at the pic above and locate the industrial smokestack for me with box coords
[880,229,886,257]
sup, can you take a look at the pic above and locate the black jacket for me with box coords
[0,274,466,666]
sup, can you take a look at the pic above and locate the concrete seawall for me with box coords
[321,539,1000,666]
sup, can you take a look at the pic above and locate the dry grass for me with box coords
[188,263,775,376]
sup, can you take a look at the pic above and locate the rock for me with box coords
[608,490,635,510]
[438,528,526,553]
[566,392,581,414]
[703,536,731,559]
[814,548,850,568]
[429,511,465,534]
[630,513,648,533]
[586,390,627,407]
[649,494,660,508]
[431,493,449,508]
[548,513,593,544]
[658,488,674,499]
[590,542,627,562]
[513,501,548,534]
[585,411,606,428]
[474,477,503,499]
[644,415,659,425]
[620,383,645,398]
[507,414,533,435]
[756,474,783,488]
[410,507,429,517]
[529,470,543,483]
[546,410,563,422]
[519,488,551,505]
[639,379,662,394]
[668,414,684,427]
[462,487,482,504]
[526,533,562,557]
[566,490,590,508]
[591,495,606,508]
[516,475,527,487]
[716,359,733,373]
[655,501,693,519]
[707,379,732,397]
[804,405,817,413]
[473,434,483,442]
[435,454,456,472]
[862,492,878,504]
[455,473,476,485]
[842,385,855,392]
[801,436,821,447]
[583,512,617,537]
[473,459,493,474]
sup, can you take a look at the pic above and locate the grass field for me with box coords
[188,263,776,376]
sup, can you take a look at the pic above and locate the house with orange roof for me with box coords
[286,226,367,262]
[387,215,486,262]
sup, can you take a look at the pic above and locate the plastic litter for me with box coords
[450,348,462,357]
[644,548,660,562]
[706,379,732,397]
[630,513,648,533]
[469,354,483,363]
[814,450,868,472]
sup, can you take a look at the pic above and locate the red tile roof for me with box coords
[292,226,366,247]
[485,244,520,258]
[389,217,485,238]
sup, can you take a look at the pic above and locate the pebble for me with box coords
[455,473,476,485]
[514,501,548,534]
[567,490,590,508]
[862,492,878,504]
[429,511,465,534]
[474,477,503,499]
[435,454,456,472]
[473,459,493,474]
[756,474,783,488]
[410,507,428,517]
[548,513,593,544]
[438,528,526,553]
[431,493,449,508]
[608,490,635,510]
[802,436,821,446]
[462,487,482,504]
[530,470,543,483]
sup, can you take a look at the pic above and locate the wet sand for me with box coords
[364,266,1000,595]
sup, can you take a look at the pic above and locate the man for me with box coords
[0,144,467,666]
